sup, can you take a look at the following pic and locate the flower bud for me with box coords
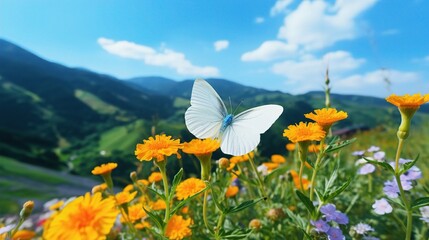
[218,158,230,169]
[266,208,285,221]
[20,201,34,220]
[249,219,262,230]
[130,171,138,183]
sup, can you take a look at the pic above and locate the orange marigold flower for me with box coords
[308,144,321,153]
[181,206,189,214]
[263,162,280,171]
[286,143,296,151]
[386,93,429,108]
[304,108,348,127]
[230,152,254,164]
[182,138,220,157]
[43,192,119,240]
[289,170,311,190]
[283,122,326,143]
[127,203,147,222]
[138,179,150,186]
[11,230,36,240]
[135,134,182,162]
[271,154,286,163]
[123,184,134,192]
[115,191,137,205]
[91,163,118,175]
[134,221,151,230]
[176,178,206,200]
[148,172,163,183]
[150,199,167,211]
[165,215,192,240]
[225,186,239,198]
[49,200,64,211]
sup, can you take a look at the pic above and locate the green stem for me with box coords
[393,138,412,240]
[9,218,24,238]
[298,159,305,193]
[215,212,226,239]
[309,139,325,201]
[203,190,212,232]
[156,161,170,234]
[248,154,268,199]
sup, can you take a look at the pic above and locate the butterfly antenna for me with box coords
[232,100,244,115]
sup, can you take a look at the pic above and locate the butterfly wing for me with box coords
[221,105,283,156]
[185,79,228,139]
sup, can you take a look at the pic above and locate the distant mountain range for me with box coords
[0,38,425,174]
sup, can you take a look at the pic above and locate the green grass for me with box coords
[98,120,148,152]
[74,89,120,115]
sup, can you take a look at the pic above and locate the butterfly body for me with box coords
[185,79,283,156]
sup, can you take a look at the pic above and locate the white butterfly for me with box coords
[185,79,284,156]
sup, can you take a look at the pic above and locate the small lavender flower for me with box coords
[363,237,380,240]
[310,219,330,233]
[351,223,374,235]
[355,158,368,165]
[320,204,348,225]
[372,198,392,215]
[383,180,399,198]
[327,227,344,240]
[402,166,422,181]
[0,224,15,235]
[373,151,385,161]
[419,206,429,223]
[399,158,412,164]
[352,150,365,156]
[257,164,268,176]
[320,204,337,221]
[358,164,376,175]
[367,146,380,152]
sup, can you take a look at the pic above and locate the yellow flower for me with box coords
[386,93,429,108]
[134,221,151,230]
[225,186,239,198]
[43,192,119,240]
[115,191,137,205]
[150,199,167,211]
[165,215,192,240]
[283,122,326,143]
[91,163,118,175]
[308,144,321,153]
[181,206,189,214]
[304,108,348,127]
[92,183,107,194]
[127,203,147,222]
[11,230,36,240]
[286,143,296,151]
[123,184,134,192]
[49,200,64,211]
[176,178,206,200]
[182,138,220,157]
[271,154,286,164]
[135,134,182,162]
[138,179,150,186]
[148,172,163,183]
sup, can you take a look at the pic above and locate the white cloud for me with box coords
[255,17,265,24]
[272,51,365,93]
[278,0,378,50]
[381,29,399,36]
[270,0,293,16]
[335,69,421,95]
[241,40,297,62]
[214,40,229,52]
[98,37,219,77]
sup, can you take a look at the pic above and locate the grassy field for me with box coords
[0,155,101,215]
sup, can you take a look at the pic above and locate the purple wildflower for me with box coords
[310,219,330,233]
[367,146,380,152]
[383,180,399,198]
[358,164,376,175]
[372,198,392,215]
[352,150,365,156]
[351,223,374,235]
[420,206,429,223]
[333,212,349,225]
[402,166,422,181]
[373,151,385,161]
[320,204,337,221]
[327,227,344,240]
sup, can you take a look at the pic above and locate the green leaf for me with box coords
[326,177,352,201]
[324,138,356,153]
[220,229,253,239]
[264,165,288,185]
[295,190,315,215]
[412,197,429,210]
[143,207,164,229]
[224,197,265,214]
[169,168,183,200]
[364,157,394,173]
[207,181,227,212]
[147,186,166,201]
[400,154,420,175]
[284,208,307,230]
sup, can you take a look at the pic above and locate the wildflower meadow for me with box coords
[2,77,429,240]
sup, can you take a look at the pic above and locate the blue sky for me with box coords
[1,0,428,97]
